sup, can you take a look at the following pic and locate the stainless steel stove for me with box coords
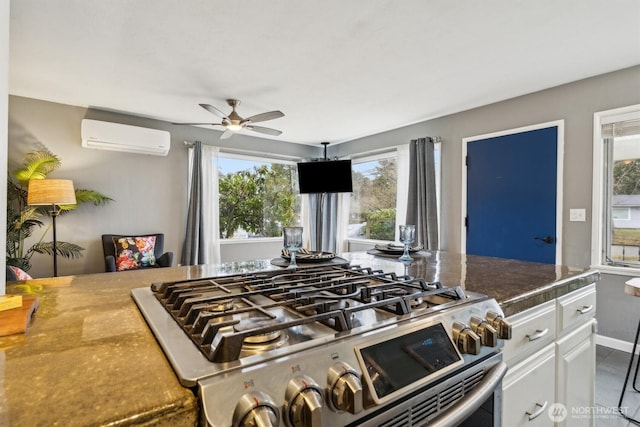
[132,263,511,427]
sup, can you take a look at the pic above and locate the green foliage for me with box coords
[613,159,640,195]
[218,163,298,239]
[6,149,113,273]
[29,241,86,258]
[368,208,396,240]
[13,150,61,185]
[350,158,397,239]
[263,164,298,236]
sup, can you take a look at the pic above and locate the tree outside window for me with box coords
[218,156,300,239]
[349,156,397,241]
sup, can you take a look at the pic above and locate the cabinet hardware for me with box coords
[576,305,594,314]
[526,328,549,341]
[526,401,548,421]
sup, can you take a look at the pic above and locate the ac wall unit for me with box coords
[81,119,171,156]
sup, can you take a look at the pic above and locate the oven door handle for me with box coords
[428,361,508,427]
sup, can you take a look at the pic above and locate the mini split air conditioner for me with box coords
[81,119,171,156]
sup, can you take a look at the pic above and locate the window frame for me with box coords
[591,104,640,274]
[346,142,441,245]
[347,149,402,243]
[217,150,301,242]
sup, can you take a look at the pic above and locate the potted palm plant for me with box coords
[6,149,112,273]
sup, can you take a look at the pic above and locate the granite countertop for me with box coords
[0,252,599,426]
[342,251,600,316]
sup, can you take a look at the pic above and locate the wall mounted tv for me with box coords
[297,160,353,194]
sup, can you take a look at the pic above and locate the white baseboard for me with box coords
[596,334,639,354]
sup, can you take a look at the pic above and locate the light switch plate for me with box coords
[570,208,586,222]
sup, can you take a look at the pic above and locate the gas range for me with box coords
[131,262,511,426]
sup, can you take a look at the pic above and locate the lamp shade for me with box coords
[27,179,77,206]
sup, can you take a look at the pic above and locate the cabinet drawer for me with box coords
[503,344,555,426]
[503,300,556,364]
[557,284,596,334]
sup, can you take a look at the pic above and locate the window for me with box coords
[612,207,631,221]
[346,144,441,243]
[348,153,398,241]
[217,153,300,239]
[593,105,640,269]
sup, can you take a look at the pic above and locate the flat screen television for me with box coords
[297,160,353,193]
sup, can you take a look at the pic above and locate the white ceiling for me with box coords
[8,0,640,146]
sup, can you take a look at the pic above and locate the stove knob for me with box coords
[470,316,498,347]
[327,362,363,414]
[285,375,324,427]
[486,310,513,340]
[233,391,280,427]
[452,321,481,355]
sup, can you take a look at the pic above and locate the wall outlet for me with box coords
[570,208,586,222]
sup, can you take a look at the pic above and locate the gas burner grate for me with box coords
[149,264,467,363]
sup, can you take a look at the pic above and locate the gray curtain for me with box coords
[181,141,206,265]
[406,137,439,249]
[309,193,339,253]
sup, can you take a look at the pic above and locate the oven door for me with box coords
[433,361,506,427]
[350,352,507,427]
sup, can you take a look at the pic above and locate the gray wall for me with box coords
[597,273,639,342]
[335,66,640,268]
[8,66,640,343]
[8,96,314,278]
[333,65,640,343]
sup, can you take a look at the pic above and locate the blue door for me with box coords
[466,126,558,263]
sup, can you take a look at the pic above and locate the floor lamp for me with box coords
[27,179,76,277]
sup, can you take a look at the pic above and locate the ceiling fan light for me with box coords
[226,124,242,131]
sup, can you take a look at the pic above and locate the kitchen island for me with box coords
[0,251,598,426]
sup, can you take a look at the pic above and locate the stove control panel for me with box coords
[470,316,499,347]
[233,391,280,427]
[486,310,513,339]
[452,321,481,355]
[327,362,363,414]
[198,297,511,427]
[284,375,324,427]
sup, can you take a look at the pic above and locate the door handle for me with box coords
[534,236,555,244]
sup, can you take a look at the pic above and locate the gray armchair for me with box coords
[101,233,173,272]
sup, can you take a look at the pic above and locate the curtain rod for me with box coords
[184,136,443,151]
[183,140,301,162]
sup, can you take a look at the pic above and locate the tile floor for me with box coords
[596,345,640,426]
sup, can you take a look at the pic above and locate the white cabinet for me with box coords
[503,345,556,426]
[502,283,597,426]
[502,299,556,366]
[557,285,596,333]
[556,319,596,426]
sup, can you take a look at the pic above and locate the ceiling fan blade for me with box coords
[199,103,229,120]
[172,122,224,126]
[245,125,282,136]
[220,129,235,139]
[244,110,284,123]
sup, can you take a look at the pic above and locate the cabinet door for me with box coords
[556,320,596,427]
[557,284,596,334]
[503,300,556,365]
[503,345,555,427]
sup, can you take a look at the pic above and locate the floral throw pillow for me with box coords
[114,236,157,271]
[9,266,32,281]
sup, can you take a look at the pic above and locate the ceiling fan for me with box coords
[173,99,284,139]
